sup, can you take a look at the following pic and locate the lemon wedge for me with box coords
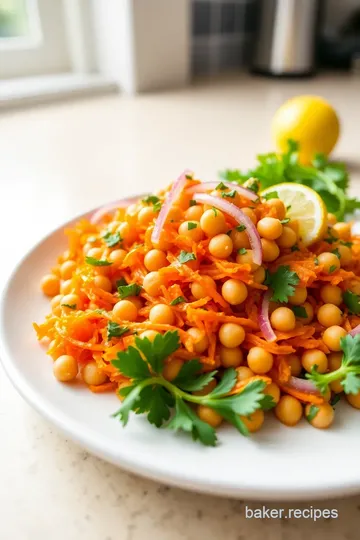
[262,184,327,246]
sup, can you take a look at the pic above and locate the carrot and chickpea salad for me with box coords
[35,169,360,446]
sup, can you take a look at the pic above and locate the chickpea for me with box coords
[317,303,342,327]
[221,279,248,305]
[48,340,66,360]
[193,379,217,396]
[240,409,264,433]
[257,217,283,240]
[152,232,171,251]
[149,304,175,325]
[288,287,307,306]
[167,205,183,222]
[118,222,136,243]
[41,274,60,297]
[184,203,204,222]
[328,352,344,393]
[241,207,257,225]
[267,198,286,220]
[219,346,243,368]
[109,249,127,265]
[277,226,297,248]
[247,347,274,374]
[261,239,280,262]
[178,220,204,242]
[81,361,108,386]
[270,307,296,332]
[275,395,303,426]
[332,222,351,241]
[349,279,360,295]
[230,229,250,250]
[163,358,183,381]
[60,260,77,280]
[140,330,159,342]
[200,209,227,237]
[264,382,281,405]
[209,234,233,259]
[301,349,328,374]
[144,249,168,272]
[197,405,223,428]
[51,294,63,313]
[317,252,340,274]
[327,213,337,226]
[127,296,143,310]
[236,366,254,381]
[320,284,342,306]
[322,325,347,352]
[305,402,334,429]
[53,355,78,382]
[337,245,352,266]
[87,247,103,260]
[236,249,260,271]
[187,327,209,354]
[287,354,302,376]
[347,391,360,409]
[60,279,74,295]
[301,301,314,324]
[191,275,216,300]
[138,206,156,225]
[94,275,112,292]
[253,266,266,284]
[219,323,245,348]
[142,271,164,296]
[61,293,82,313]
[113,300,138,321]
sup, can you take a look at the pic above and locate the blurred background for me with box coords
[1,0,360,106]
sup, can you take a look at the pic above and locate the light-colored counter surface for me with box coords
[1,74,360,540]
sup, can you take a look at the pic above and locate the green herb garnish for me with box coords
[221,189,236,199]
[107,322,130,340]
[187,222,197,230]
[118,283,142,299]
[61,303,76,309]
[142,195,160,205]
[280,218,290,224]
[291,306,307,318]
[265,266,300,303]
[85,256,112,267]
[263,191,279,200]
[238,248,247,255]
[170,296,186,306]
[111,331,273,446]
[103,231,122,248]
[329,265,338,273]
[216,182,227,190]
[343,290,360,314]
[306,405,319,422]
[236,224,246,232]
[189,199,197,207]
[178,251,196,264]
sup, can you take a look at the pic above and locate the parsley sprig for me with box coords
[306,334,360,395]
[265,266,299,303]
[111,331,274,446]
[220,140,357,220]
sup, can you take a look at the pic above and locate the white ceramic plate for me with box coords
[1,209,360,501]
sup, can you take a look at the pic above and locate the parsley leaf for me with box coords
[61,303,76,309]
[340,240,353,248]
[306,334,360,395]
[216,182,227,190]
[291,245,300,252]
[238,248,247,255]
[332,248,341,259]
[85,256,112,266]
[170,296,186,306]
[329,265,338,273]
[189,199,197,207]
[107,322,129,340]
[153,201,162,213]
[111,333,271,446]
[221,189,236,198]
[343,290,360,314]
[330,394,341,408]
[103,231,122,248]
[118,283,142,299]
[280,218,290,224]
[142,195,160,205]
[236,224,246,232]
[187,222,197,230]
[212,207,218,216]
[306,404,319,422]
[291,305,308,318]
[265,266,300,303]
[263,191,279,200]
[178,251,196,264]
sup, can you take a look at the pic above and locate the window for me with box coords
[0,0,71,79]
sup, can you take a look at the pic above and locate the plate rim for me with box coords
[1,200,360,501]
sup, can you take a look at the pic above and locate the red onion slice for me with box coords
[151,169,192,244]
[285,376,321,396]
[90,197,139,224]
[350,324,360,337]
[258,290,276,342]
[193,193,262,266]
[187,181,258,202]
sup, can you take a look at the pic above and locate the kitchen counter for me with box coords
[1,74,360,540]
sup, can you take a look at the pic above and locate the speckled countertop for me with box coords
[1,74,360,540]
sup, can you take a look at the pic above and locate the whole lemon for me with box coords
[272,95,340,164]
